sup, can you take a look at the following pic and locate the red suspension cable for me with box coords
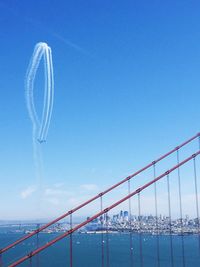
[1,133,199,256]
[8,151,200,267]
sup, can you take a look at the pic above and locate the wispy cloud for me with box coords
[20,186,36,199]
[80,184,98,191]
[45,197,60,206]
[43,185,75,207]
[44,188,73,197]
[53,183,65,188]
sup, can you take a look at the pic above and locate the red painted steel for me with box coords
[9,150,200,267]
[1,132,199,256]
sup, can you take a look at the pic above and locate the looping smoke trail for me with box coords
[25,42,54,185]
[26,42,54,143]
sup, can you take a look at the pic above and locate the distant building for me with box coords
[124,211,129,221]
[120,210,123,219]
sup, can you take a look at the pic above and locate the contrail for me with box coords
[0,1,90,56]
[25,42,54,184]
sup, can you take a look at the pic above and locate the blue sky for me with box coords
[0,0,200,220]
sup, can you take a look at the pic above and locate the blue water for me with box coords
[1,232,200,266]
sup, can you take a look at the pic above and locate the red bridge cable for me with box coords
[8,150,200,267]
[1,132,199,256]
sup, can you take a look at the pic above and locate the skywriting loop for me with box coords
[25,42,54,143]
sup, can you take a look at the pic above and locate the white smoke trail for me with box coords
[25,42,54,185]
[38,46,54,142]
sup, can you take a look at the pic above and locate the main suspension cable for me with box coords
[8,151,200,267]
[2,133,199,258]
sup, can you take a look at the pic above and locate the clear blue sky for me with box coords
[0,0,200,220]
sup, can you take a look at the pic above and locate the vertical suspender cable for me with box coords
[153,164,160,267]
[193,156,200,252]
[198,136,200,151]
[128,180,134,267]
[36,224,40,267]
[138,193,143,267]
[70,213,73,267]
[167,174,174,267]
[106,212,110,267]
[100,196,104,267]
[177,150,185,267]
[0,252,3,267]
